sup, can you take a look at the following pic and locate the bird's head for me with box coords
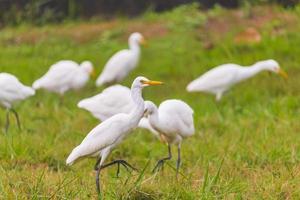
[129,32,146,46]
[144,100,157,116]
[257,59,288,79]
[81,61,96,78]
[132,76,163,89]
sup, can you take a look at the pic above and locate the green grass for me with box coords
[1,4,300,199]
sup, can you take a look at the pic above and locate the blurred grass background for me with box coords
[0,3,300,199]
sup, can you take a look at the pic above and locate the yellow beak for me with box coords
[143,80,163,86]
[278,68,288,79]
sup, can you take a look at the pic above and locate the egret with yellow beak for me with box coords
[66,76,163,195]
[186,59,288,101]
[77,84,159,137]
[96,32,146,87]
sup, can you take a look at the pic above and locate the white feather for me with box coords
[145,99,195,145]
[0,73,35,108]
[186,59,284,101]
[66,76,161,167]
[33,60,93,95]
[77,84,159,136]
[96,33,144,86]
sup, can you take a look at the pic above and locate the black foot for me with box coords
[101,159,137,177]
[95,159,137,195]
[95,159,137,176]
[152,159,167,173]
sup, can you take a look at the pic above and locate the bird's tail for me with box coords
[186,82,195,92]
[186,81,201,92]
[66,146,81,166]
[77,99,90,109]
[95,76,106,87]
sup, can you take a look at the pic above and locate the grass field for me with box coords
[1,4,300,199]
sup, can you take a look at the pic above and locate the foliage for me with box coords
[0,1,299,26]
[144,3,207,31]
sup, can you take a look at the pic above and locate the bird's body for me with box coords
[66,76,163,194]
[144,99,194,175]
[66,112,137,165]
[96,50,139,86]
[77,84,159,136]
[96,33,145,87]
[0,73,35,108]
[33,60,94,95]
[78,85,133,121]
[186,60,288,101]
[0,73,35,132]
[147,100,194,144]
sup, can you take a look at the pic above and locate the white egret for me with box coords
[144,99,195,176]
[186,59,288,101]
[33,60,94,95]
[0,73,35,132]
[96,32,145,87]
[77,84,159,136]
[66,76,163,194]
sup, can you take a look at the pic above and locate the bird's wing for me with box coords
[66,114,130,164]
[187,64,240,92]
[96,50,135,85]
[77,85,134,121]
[159,99,195,137]
[33,61,78,89]
[0,73,35,104]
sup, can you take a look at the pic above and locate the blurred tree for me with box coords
[0,0,299,26]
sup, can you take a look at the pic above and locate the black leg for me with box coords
[96,165,101,195]
[116,162,120,177]
[95,159,137,195]
[152,144,172,173]
[176,144,181,178]
[11,108,21,130]
[95,157,102,195]
[94,157,101,171]
[5,110,10,133]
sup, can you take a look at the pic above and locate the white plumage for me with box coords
[144,99,194,175]
[77,84,159,136]
[66,76,163,194]
[78,85,133,121]
[0,73,35,132]
[0,73,35,108]
[96,32,145,87]
[33,60,94,95]
[187,59,288,101]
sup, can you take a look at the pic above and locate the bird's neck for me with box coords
[148,107,161,132]
[239,64,267,80]
[129,87,144,124]
[129,41,140,55]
